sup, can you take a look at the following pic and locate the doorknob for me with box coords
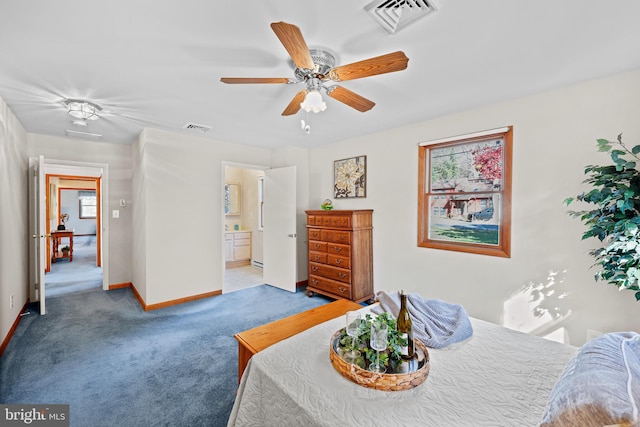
[288,233,297,238]
[32,234,49,238]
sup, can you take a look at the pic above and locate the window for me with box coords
[79,190,97,219]
[418,127,512,257]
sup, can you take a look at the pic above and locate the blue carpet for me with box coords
[0,285,332,426]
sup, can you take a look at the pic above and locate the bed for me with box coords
[227,304,640,427]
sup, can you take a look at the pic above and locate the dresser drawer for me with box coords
[309,262,351,283]
[308,229,321,241]
[327,243,350,257]
[330,215,351,228]
[321,230,351,244]
[309,240,327,253]
[327,254,350,269]
[309,251,327,264]
[308,275,351,299]
[307,215,318,226]
[320,216,333,227]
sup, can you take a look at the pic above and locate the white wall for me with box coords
[133,128,272,305]
[308,69,640,346]
[0,96,28,345]
[27,134,133,286]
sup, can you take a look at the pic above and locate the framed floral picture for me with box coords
[334,155,366,198]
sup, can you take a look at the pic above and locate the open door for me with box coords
[262,166,297,292]
[28,155,47,314]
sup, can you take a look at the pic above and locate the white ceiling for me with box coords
[1,0,639,149]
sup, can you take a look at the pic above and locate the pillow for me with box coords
[540,332,640,427]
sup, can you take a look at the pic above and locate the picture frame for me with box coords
[418,127,512,257]
[334,155,367,198]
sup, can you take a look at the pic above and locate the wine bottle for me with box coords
[397,290,414,360]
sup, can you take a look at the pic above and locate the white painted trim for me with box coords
[418,126,511,146]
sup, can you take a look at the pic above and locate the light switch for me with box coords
[120,199,127,207]
[112,210,120,219]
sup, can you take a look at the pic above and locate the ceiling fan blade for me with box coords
[282,90,307,116]
[270,22,315,70]
[328,51,409,82]
[220,77,292,84]
[326,86,375,112]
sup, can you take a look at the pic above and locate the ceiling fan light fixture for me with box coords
[64,99,102,121]
[300,90,327,113]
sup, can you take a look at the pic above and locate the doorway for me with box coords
[45,177,102,297]
[29,156,109,315]
[223,165,264,293]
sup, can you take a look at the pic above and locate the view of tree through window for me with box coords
[418,127,512,257]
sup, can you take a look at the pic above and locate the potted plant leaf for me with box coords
[565,134,640,301]
[61,245,70,257]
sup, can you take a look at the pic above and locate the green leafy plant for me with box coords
[564,134,640,300]
[338,312,407,370]
[61,246,70,252]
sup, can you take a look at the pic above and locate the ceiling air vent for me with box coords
[66,130,103,141]
[182,122,211,133]
[365,0,438,34]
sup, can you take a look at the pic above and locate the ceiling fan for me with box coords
[220,21,409,116]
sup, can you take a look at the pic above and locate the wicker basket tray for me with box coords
[329,329,430,391]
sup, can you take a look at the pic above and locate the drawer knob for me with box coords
[335,259,342,264]
[312,266,318,271]
[339,287,346,293]
[338,273,346,278]
[312,279,318,285]
[339,236,345,240]
[314,255,320,260]
[334,247,342,252]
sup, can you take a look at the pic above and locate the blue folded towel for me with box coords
[372,291,473,349]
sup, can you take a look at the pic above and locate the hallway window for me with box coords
[79,191,97,219]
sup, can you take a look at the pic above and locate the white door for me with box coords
[28,155,47,314]
[263,166,297,292]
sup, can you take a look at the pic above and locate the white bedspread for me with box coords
[227,306,577,427]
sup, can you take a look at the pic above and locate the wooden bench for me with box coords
[234,299,362,381]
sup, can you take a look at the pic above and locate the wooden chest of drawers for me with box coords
[305,210,374,303]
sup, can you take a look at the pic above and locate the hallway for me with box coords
[46,235,102,298]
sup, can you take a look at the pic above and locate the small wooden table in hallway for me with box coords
[51,230,74,262]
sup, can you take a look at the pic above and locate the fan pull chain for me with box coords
[300,111,311,134]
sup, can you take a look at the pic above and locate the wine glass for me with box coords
[345,311,362,360]
[369,321,388,373]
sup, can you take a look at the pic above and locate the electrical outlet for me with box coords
[586,328,603,341]
[10,295,14,309]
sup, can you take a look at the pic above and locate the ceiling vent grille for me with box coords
[65,129,103,141]
[365,0,438,34]
[182,122,211,133]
